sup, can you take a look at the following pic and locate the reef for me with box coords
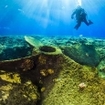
[0,71,40,105]
[0,35,105,105]
[0,36,32,60]
[62,44,100,66]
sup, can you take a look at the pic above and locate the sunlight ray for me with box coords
[77,0,82,6]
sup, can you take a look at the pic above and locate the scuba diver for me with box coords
[71,6,93,30]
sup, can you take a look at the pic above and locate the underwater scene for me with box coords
[0,0,105,105]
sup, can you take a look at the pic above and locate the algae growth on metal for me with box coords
[0,36,105,105]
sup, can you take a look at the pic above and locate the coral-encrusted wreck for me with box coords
[0,36,105,105]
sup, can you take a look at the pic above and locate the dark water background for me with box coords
[0,0,105,38]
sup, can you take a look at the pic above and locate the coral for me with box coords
[20,59,34,71]
[41,54,105,105]
[38,55,47,64]
[47,69,54,75]
[78,82,87,90]
[1,36,105,105]
[40,69,49,77]
[0,36,32,61]
[41,87,46,92]
[0,70,21,83]
[40,69,54,77]
[0,70,40,105]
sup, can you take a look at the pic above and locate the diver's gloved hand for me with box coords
[89,20,93,25]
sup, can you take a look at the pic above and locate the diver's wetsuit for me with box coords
[71,6,93,30]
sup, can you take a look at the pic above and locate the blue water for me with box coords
[0,0,105,38]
